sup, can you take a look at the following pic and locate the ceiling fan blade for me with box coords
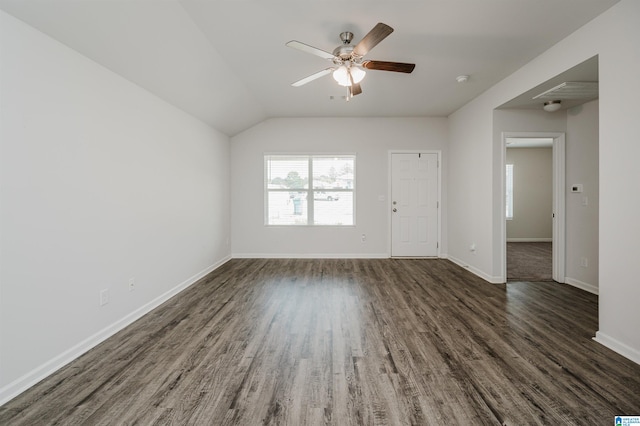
[348,70,363,96]
[291,68,333,87]
[351,82,363,96]
[353,23,394,57]
[362,60,415,73]
[286,40,335,60]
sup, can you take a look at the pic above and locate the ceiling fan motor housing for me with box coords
[333,45,356,62]
[333,32,358,62]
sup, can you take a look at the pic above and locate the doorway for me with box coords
[505,138,553,281]
[389,152,439,257]
[501,132,565,282]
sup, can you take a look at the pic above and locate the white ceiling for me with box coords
[0,0,619,135]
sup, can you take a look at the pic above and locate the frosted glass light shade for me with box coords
[333,66,366,87]
[543,100,562,112]
[350,66,366,84]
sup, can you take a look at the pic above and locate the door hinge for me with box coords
[419,153,421,158]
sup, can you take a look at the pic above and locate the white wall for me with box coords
[448,0,640,363]
[565,100,599,293]
[0,11,231,403]
[230,117,448,257]
[448,102,496,280]
[596,2,640,361]
[506,148,553,240]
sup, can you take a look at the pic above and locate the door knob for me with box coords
[393,208,397,212]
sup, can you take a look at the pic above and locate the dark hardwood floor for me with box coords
[2,258,639,425]
[507,242,552,282]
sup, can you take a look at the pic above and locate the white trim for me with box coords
[565,277,598,295]
[232,253,389,259]
[594,332,640,365]
[232,253,453,260]
[447,255,504,284]
[552,134,566,283]
[0,256,231,406]
[388,150,442,258]
[507,238,553,242]
[500,132,565,284]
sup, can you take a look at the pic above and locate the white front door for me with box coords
[391,153,438,257]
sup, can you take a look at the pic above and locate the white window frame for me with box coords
[264,154,356,226]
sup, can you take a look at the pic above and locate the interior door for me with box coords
[391,153,438,257]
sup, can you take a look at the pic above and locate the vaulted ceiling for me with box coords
[0,0,619,135]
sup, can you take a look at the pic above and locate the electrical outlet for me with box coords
[581,258,588,268]
[100,289,109,306]
[361,234,366,243]
[128,278,135,292]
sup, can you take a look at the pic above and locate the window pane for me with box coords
[313,157,355,189]
[267,191,308,225]
[266,156,309,189]
[314,191,353,225]
[265,154,355,226]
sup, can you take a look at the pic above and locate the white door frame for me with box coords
[500,132,565,282]
[388,150,442,258]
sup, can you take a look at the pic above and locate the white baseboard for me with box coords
[594,332,640,366]
[0,256,231,407]
[232,253,389,259]
[565,277,599,295]
[506,238,552,242]
[447,255,504,284]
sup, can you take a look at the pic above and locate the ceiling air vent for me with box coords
[532,81,598,100]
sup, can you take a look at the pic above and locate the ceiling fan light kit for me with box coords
[286,22,415,99]
[333,65,365,86]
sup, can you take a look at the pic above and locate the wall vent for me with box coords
[532,81,598,100]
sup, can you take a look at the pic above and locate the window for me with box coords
[265,155,355,226]
[506,164,514,219]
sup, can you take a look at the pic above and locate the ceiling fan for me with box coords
[286,23,415,100]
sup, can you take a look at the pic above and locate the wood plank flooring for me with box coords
[2,258,639,425]
[507,242,552,282]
